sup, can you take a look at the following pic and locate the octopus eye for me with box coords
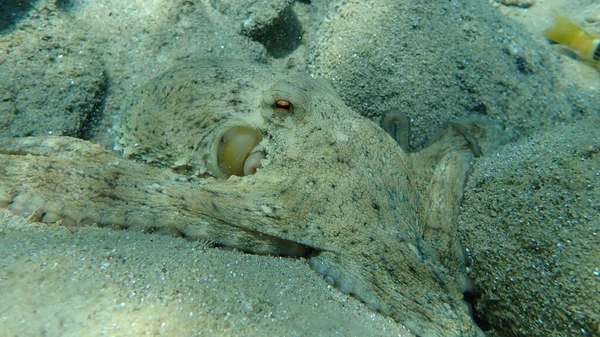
[273,100,293,115]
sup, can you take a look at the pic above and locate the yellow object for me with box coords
[544,13,600,64]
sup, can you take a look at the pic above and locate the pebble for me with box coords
[494,0,536,8]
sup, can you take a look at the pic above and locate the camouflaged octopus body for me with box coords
[0,59,485,337]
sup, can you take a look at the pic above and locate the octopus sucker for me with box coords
[211,125,264,178]
[0,59,496,337]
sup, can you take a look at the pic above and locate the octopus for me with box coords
[0,58,491,337]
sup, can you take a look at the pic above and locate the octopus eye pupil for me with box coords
[274,100,293,114]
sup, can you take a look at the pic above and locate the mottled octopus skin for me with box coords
[0,59,486,337]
